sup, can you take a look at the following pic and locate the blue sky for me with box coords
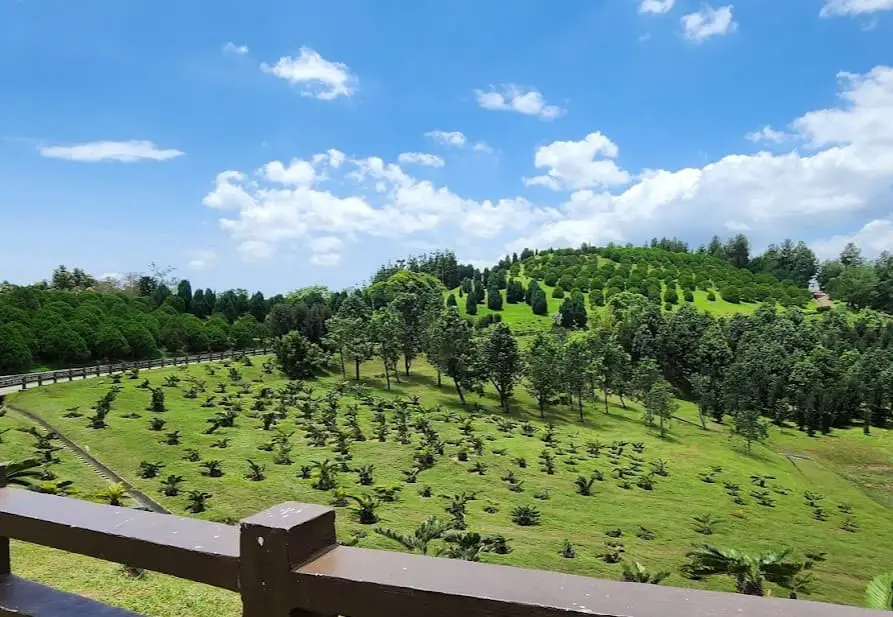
[1,0,892,294]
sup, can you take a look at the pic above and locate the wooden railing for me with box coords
[0,469,885,617]
[0,348,269,390]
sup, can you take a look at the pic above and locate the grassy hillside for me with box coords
[4,356,892,613]
[448,247,814,333]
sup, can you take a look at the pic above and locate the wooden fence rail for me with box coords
[0,471,885,617]
[0,348,269,391]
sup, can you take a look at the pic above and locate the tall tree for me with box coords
[479,322,522,412]
[327,293,373,380]
[370,307,403,390]
[643,380,676,438]
[426,307,479,404]
[561,335,595,421]
[177,280,193,313]
[523,332,562,418]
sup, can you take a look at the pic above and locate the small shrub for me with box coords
[510,505,541,526]
[469,461,487,476]
[183,449,201,462]
[636,526,655,541]
[605,528,623,538]
[418,485,432,497]
[533,489,550,500]
[373,485,402,502]
[357,465,375,486]
[137,461,164,479]
[692,513,719,535]
[574,475,595,496]
[559,540,576,559]
[299,465,313,479]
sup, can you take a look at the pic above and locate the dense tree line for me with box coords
[0,266,296,373]
[818,243,893,312]
[372,250,475,291]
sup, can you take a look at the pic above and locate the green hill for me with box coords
[447,246,815,333]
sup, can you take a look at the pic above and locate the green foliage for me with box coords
[274,331,328,380]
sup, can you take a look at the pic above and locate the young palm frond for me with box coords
[622,561,669,584]
[348,493,381,524]
[683,544,801,596]
[374,516,452,555]
[96,483,129,506]
[866,572,893,610]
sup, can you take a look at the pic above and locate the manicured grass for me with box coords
[4,356,892,614]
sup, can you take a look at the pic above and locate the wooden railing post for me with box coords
[239,502,336,617]
[0,465,9,575]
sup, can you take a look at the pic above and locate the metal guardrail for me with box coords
[0,348,270,390]
[0,477,885,617]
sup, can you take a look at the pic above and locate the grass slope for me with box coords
[452,280,769,334]
[4,357,892,614]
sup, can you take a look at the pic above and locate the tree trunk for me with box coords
[578,396,584,422]
[697,403,707,430]
[393,366,401,383]
[404,355,411,377]
[383,359,391,391]
[539,399,545,418]
[619,393,627,409]
[436,369,442,386]
[354,358,361,381]
[454,379,466,405]
[604,390,610,414]
[339,351,346,378]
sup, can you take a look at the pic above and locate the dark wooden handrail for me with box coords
[0,483,886,617]
[0,348,269,390]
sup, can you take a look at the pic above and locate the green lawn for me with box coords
[3,356,892,615]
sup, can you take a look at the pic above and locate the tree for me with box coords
[561,335,595,421]
[724,234,750,268]
[446,293,457,307]
[0,324,33,373]
[840,242,864,268]
[487,285,503,311]
[643,380,677,438]
[426,308,480,404]
[249,292,266,322]
[684,545,802,597]
[177,280,192,313]
[531,290,548,315]
[523,332,562,418]
[465,290,478,316]
[231,315,265,349]
[590,333,632,414]
[479,323,522,412]
[274,331,328,379]
[370,307,403,390]
[120,321,157,358]
[328,294,374,380]
[93,322,130,361]
[558,293,587,329]
[731,407,768,453]
[830,265,878,309]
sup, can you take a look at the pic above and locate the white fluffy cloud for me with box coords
[222,42,249,55]
[261,47,356,100]
[812,217,893,259]
[639,0,675,14]
[425,130,467,148]
[475,85,565,119]
[204,65,893,274]
[39,140,184,162]
[513,65,893,255]
[397,152,445,168]
[821,0,893,16]
[681,5,737,42]
[525,132,631,190]
[745,126,790,143]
